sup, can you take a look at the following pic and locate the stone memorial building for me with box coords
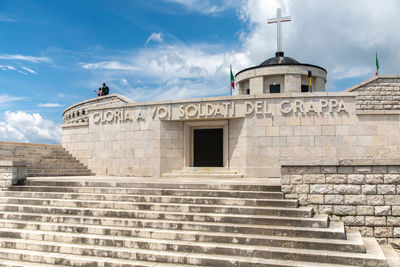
[0,8,399,266]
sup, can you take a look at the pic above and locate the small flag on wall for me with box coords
[376,52,380,76]
[230,65,235,90]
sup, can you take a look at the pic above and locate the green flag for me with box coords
[376,52,380,76]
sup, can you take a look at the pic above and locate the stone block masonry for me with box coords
[281,160,400,249]
[347,75,400,111]
[0,161,26,190]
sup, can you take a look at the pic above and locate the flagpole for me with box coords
[230,65,232,96]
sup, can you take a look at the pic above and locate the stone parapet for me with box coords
[0,161,27,190]
[281,161,400,249]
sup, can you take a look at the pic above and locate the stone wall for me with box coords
[347,76,400,111]
[281,160,400,248]
[0,161,26,190]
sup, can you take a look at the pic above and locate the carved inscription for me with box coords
[92,98,350,125]
[178,102,234,119]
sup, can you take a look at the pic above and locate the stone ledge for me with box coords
[281,159,400,167]
[356,110,400,115]
[61,121,89,128]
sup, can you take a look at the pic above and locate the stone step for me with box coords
[10,186,284,198]
[162,173,244,178]
[0,209,329,228]
[0,217,343,239]
[0,259,61,267]
[0,203,315,221]
[0,226,365,253]
[0,248,194,267]
[0,236,387,266]
[0,198,312,217]
[27,163,88,169]
[23,180,282,191]
[0,218,346,240]
[0,247,360,267]
[0,191,299,207]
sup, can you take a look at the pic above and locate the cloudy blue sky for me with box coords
[1,0,399,144]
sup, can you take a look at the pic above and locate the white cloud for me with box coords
[238,0,400,86]
[120,79,129,85]
[38,103,63,108]
[0,111,61,144]
[0,94,24,104]
[80,61,140,71]
[145,32,163,46]
[167,0,239,15]
[80,0,400,102]
[21,66,38,75]
[0,54,50,63]
[0,65,16,71]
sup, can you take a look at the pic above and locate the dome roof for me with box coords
[259,52,299,66]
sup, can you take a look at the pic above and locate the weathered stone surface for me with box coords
[310,184,333,194]
[367,195,385,205]
[321,166,337,174]
[374,227,393,238]
[303,174,325,184]
[325,174,347,184]
[388,166,400,174]
[325,195,344,205]
[280,175,290,185]
[354,166,372,174]
[365,174,384,184]
[341,216,365,226]
[394,228,400,238]
[338,166,354,174]
[334,205,356,215]
[384,195,400,205]
[333,185,361,194]
[290,175,303,184]
[392,206,400,216]
[344,195,367,205]
[374,206,391,216]
[361,184,377,195]
[365,216,386,226]
[387,217,400,226]
[295,184,309,194]
[377,185,396,195]
[281,185,295,194]
[308,194,324,204]
[357,206,374,215]
[347,174,365,184]
[383,174,400,183]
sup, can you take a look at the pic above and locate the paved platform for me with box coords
[27,176,282,186]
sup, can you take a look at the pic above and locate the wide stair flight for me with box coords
[0,142,93,177]
[0,178,390,266]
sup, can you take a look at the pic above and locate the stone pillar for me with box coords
[0,161,27,190]
[249,77,263,95]
[284,74,301,93]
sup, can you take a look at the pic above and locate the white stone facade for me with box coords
[62,76,400,178]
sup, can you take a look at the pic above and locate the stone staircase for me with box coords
[0,142,93,177]
[0,177,391,266]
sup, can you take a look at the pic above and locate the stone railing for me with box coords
[281,159,400,248]
[0,160,27,190]
[62,94,133,127]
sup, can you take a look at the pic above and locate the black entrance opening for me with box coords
[193,128,223,167]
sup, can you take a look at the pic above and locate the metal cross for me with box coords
[268,8,291,53]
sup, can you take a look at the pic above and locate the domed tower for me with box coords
[235,8,327,95]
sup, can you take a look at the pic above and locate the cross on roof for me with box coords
[268,8,291,53]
